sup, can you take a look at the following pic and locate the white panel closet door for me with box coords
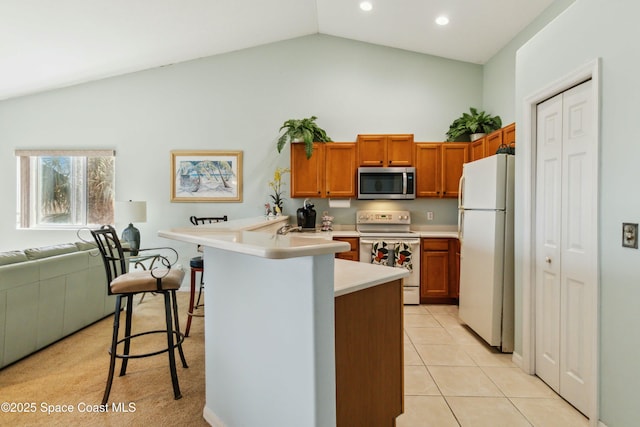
[535,79,595,416]
[535,92,563,393]
[559,80,595,415]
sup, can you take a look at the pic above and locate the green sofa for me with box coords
[0,242,115,368]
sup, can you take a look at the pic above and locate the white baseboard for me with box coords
[512,351,523,368]
[202,406,225,427]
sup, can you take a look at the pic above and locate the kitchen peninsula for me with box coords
[158,217,408,427]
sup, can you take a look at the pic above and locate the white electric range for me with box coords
[356,210,420,304]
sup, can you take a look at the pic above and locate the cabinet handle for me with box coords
[379,160,383,164]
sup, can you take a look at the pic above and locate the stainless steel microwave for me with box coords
[357,167,416,200]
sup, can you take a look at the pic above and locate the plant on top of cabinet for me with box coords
[445,107,502,142]
[277,116,333,159]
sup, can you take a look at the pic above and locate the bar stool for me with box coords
[184,215,228,337]
[185,255,204,337]
[90,225,188,404]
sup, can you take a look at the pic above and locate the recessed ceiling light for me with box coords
[435,16,449,26]
[360,1,373,12]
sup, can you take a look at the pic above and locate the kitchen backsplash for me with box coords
[288,197,459,226]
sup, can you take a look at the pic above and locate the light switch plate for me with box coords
[622,223,638,249]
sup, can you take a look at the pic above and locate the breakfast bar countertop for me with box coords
[158,216,350,259]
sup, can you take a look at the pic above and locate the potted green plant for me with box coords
[277,116,332,159]
[446,107,502,142]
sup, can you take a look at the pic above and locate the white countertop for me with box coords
[159,215,411,296]
[334,258,409,297]
[158,216,350,259]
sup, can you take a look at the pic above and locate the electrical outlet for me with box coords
[427,211,434,221]
[622,223,638,248]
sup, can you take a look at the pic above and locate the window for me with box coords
[16,150,115,229]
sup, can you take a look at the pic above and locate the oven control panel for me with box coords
[356,210,411,225]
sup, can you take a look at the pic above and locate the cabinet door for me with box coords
[440,143,468,198]
[485,129,503,156]
[387,135,414,166]
[357,135,386,166]
[291,143,324,198]
[469,137,486,162]
[420,239,450,299]
[325,144,356,198]
[502,122,516,146]
[415,143,441,197]
[334,237,359,261]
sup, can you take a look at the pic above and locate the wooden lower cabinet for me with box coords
[333,237,359,261]
[335,279,403,426]
[420,238,460,303]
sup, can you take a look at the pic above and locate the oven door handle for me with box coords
[360,239,420,245]
[360,239,386,245]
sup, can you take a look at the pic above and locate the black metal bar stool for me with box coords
[184,215,227,337]
[91,225,188,404]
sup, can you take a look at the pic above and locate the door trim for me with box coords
[520,58,600,425]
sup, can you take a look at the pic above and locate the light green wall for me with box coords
[0,34,481,257]
[483,0,576,124]
[515,0,640,424]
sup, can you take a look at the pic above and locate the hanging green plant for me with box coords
[446,107,502,142]
[277,116,332,159]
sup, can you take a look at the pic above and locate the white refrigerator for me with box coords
[458,154,514,353]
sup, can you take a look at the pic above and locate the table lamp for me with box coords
[116,200,147,255]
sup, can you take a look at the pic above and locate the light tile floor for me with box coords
[397,304,589,427]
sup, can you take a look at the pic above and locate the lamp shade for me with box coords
[116,200,147,224]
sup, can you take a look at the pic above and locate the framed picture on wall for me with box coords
[170,150,243,202]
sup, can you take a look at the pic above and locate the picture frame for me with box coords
[170,150,243,202]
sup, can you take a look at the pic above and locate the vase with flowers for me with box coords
[268,167,290,215]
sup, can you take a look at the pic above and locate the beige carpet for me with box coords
[0,292,208,427]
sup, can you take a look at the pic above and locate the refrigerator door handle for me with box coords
[458,175,465,209]
[458,209,464,242]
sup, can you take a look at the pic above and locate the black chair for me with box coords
[189,215,228,225]
[185,215,228,337]
[91,225,188,404]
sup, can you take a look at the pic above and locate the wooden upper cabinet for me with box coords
[325,143,356,198]
[502,122,516,146]
[485,129,503,157]
[290,142,356,199]
[357,134,414,167]
[357,135,386,166]
[469,136,486,162]
[386,135,414,166]
[291,143,324,198]
[415,143,441,197]
[415,143,467,198]
[440,143,468,198]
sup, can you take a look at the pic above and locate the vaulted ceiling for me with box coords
[0,0,555,101]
